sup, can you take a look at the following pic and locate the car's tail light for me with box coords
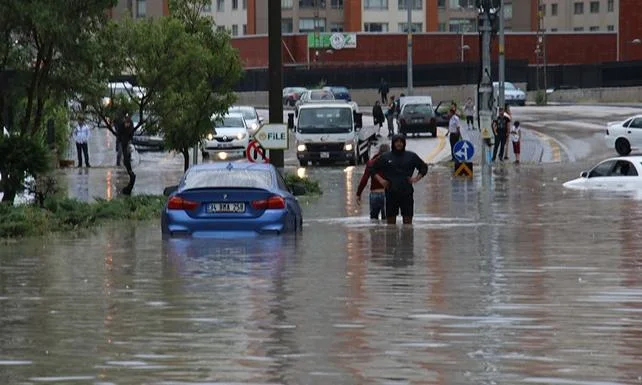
[167,196,199,210]
[251,196,286,210]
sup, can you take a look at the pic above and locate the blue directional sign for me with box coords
[453,140,475,162]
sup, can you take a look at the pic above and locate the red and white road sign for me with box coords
[246,140,270,163]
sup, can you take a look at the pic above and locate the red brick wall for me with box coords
[619,0,642,61]
[231,33,618,69]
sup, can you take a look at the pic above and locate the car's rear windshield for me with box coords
[183,169,273,190]
[229,108,257,120]
[403,104,433,115]
[214,116,245,128]
[310,91,334,100]
[332,87,348,93]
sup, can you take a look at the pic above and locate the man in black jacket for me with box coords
[116,114,137,195]
[369,134,429,225]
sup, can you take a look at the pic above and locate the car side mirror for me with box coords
[354,112,363,129]
[163,185,178,196]
[259,117,264,124]
[580,171,588,178]
[291,183,306,196]
[287,113,294,130]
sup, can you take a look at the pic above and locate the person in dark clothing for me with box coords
[116,114,137,195]
[378,78,389,104]
[372,101,385,137]
[357,143,390,220]
[492,107,511,162]
[369,134,429,225]
[386,95,396,137]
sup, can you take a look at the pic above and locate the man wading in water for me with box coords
[369,134,428,225]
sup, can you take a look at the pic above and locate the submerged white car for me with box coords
[563,156,642,191]
[605,115,642,155]
[201,113,249,159]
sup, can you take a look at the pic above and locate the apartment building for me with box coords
[539,0,618,32]
[202,0,249,36]
[109,0,169,20]
[437,0,534,32]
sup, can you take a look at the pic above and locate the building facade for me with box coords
[109,0,169,20]
[201,0,249,36]
[539,0,619,32]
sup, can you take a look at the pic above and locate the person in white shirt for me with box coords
[510,120,521,164]
[463,97,475,130]
[447,108,461,162]
[72,116,91,168]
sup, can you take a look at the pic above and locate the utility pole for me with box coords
[268,0,284,168]
[535,0,547,105]
[406,0,413,95]
[477,0,497,167]
[498,0,505,111]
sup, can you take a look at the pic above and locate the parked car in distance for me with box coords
[493,81,526,106]
[228,106,264,137]
[605,115,642,156]
[563,156,642,191]
[283,87,307,107]
[201,113,250,159]
[322,86,351,101]
[132,112,164,152]
[295,89,335,116]
[398,96,437,137]
[161,162,304,237]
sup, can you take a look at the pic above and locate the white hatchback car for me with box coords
[201,113,249,159]
[605,115,642,155]
[563,156,642,191]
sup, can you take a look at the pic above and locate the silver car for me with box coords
[228,106,264,137]
[201,113,250,159]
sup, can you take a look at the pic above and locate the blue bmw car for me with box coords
[161,162,304,237]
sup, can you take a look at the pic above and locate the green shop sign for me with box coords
[307,33,358,49]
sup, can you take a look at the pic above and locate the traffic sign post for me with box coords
[246,140,270,163]
[453,140,474,178]
[253,124,288,150]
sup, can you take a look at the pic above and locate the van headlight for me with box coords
[344,143,354,151]
[249,122,259,131]
[207,133,214,141]
[297,144,307,152]
[236,132,247,140]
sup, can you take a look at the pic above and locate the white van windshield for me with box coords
[297,107,353,134]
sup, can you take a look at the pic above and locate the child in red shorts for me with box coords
[510,121,521,164]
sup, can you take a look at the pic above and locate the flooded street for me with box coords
[2,164,642,385]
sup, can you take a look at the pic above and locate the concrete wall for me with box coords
[529,86,642,104]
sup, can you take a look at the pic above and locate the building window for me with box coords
[589,26,599,31]
[217,25,226,32]
[551,3,558,16]
[573,27,584,31]
[453,0,475,8]
[282,0,293,8]
[551,28,558,32]
[203,1,212,12]
[243,24,247,34]
[299,18,326,32]
[231,24,238,36]
[449,19,475,32]
[282,18,293,33]
[438,22,446,31]
[608,0,614,12]
[503,4,512,19]
[398,0,422,10]
[438,0,446,8]
[299,0,326,8]
[364,0,388,9]
[232,0,238,10]
[364,22,389,32]
[243,0,247,9]
[539,3,545,16]
[590,1,599,13]
[136,0,146,18]
[330,23,344,32]
[607,25,615,31]
[331,0,343,8]
[398,22,422,32]
[217,0,224,12]
[573,2,583,14]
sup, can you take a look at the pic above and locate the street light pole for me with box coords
[268,0,284,168]
[478,3,494,167]
[406,0,413,95]
[498,0,505,111]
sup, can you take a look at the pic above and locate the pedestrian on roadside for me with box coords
[492,107,510,162]
[117,114,137,194]
[356,143,390,221]
[510,120,521,164]
[369,134,429,225]
[464,97,475,130]
[114,116,123,166]
[447,107,461,162]
[372,101,385,137]
[72,115,91,168]
[503,104,512,160]
[386,95,396,137]
[378,78,389,104]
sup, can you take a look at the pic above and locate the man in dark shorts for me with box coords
[369,134,429,225]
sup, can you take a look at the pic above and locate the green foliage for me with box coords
[0,195,165,239]
[0,135,51,202]
[284,173,323,195]
[536,90,547,106]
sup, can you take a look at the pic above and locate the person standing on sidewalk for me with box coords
[492,107,510,162]
[503,104,512,160]
[72,116,91,168]
[117,114,137,195]
[510,120,521,164]
[386,95,396,137]
[464,97,475,130]
[372,101,385,138]
[356,143,390,221]
[447,108,461,162]
[378,78,389,104]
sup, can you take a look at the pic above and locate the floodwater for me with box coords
[1,163,642,385]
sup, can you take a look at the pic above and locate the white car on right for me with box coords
[563,156,642,191]
[605,115,642,155]
[493,81,526,106]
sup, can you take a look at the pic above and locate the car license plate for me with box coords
[413,118,423,123]
[207,202,245,213]
[320,152,330,159]
[219,142,233,148]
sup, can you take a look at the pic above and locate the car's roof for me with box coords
[400,96,432,103]
[229,105,256,110]
[603,156,642,162]
[213,112,245,118]
[299,101,353,109]
[188,162,274,172]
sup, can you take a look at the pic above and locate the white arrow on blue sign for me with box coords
[453,140,475,162]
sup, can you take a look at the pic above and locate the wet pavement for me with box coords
[2,161,642,384]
